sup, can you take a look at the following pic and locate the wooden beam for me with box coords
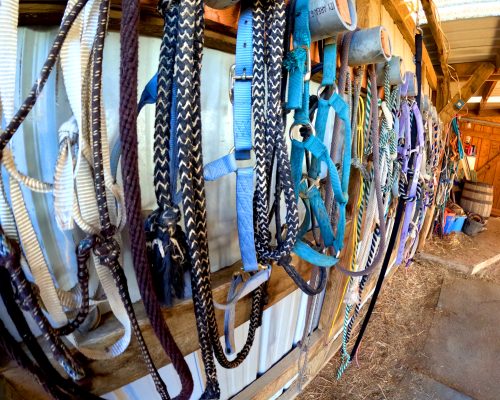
[232,331,324,400]
[458,129,500,142]
[479,81,496,113]
[381,0,437,90]
[449,62,500,81]
[2,254,313,396]
[234,260,401,400]
[19,1,238,54]
[420,0,450,99]
[465,109,500,118]
[439,62,496,124]
[356,0,382,27]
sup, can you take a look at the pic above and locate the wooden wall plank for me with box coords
[494,161,500,209]
[483,141,500,185]
[477,138,492,174]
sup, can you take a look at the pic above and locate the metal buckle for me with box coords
[289,122,315,141]
[229,64,253,103]
[317,83,338,100]
[240,263,270,273]
[229,146,256,169]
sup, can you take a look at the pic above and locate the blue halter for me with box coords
[286,0,351,268]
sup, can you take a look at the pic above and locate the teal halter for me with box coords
[286,0,351,270]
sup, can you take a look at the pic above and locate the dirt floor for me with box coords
[298,234,500,400]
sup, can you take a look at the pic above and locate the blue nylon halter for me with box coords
[203,5,258,273]
[286,0,351,268]
[203,6,272,354]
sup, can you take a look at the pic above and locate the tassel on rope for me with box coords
[145,206,190,306]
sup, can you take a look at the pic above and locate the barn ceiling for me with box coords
[417,0,500,118]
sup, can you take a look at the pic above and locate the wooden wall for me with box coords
[459,121,500,215]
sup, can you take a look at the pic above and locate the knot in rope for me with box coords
[94,236,120,267]
[158,206,181,235]
[157,0,174,18]
[283,47,306,73]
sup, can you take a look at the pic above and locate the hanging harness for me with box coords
[282,0,350,295]
[0,1,188,398]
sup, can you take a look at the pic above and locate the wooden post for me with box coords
[420,0,450,102]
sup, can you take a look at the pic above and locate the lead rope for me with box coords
[344,71,423,374]
[253,0,299,267]
[337,65,398,377]
[87,1,177,398]
[144,0,191,307]
[164,0,289,397]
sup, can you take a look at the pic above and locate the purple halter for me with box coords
[396,72,424,265]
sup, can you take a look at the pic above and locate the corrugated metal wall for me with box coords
[1,27,325,399]
[103,289,313,400]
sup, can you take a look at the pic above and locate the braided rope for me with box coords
[253,0,298,263]
[118,0,193,397]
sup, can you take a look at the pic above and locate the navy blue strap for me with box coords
[111,74,158,179]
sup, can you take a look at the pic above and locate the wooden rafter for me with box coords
[439,62,496,124]
[479,81,496,112]
[19,0,239,53]
[450,62,500,82]
[465,109,500,118]
[420,0,450,102]
[381,0,438,90]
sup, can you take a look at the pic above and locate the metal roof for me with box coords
[422,16,500,68]
[418,0,500,70]
[418,0,500,23]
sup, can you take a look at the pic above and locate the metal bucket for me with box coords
[403,71,418,96]
[309,0,357,42]
[421,94,431,113]
[348,26,392,66]
[375,55,405,86]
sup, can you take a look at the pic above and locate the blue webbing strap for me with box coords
[203,5,267,354]
[233,6,253,161]
[111,74,158,179]
[285,0,310,113]
[204,5,258,273]
[111,74,181,206]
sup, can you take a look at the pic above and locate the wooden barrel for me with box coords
[460,181,494,219]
